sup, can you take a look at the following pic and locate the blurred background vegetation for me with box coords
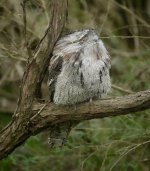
[0,0,150,170]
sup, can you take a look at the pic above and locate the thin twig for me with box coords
[33,23,51,59]
[99,0,112,34]
[109,139,150,171]
[41,0,50,24]
[112,84,134,94]
[101,35,150,39]
[32,103,47,119]
[114,1,150,28]
[21,0,32,59]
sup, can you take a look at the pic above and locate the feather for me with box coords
[48,29,111,147]
[48,55,63,101]
[48,29,111,105]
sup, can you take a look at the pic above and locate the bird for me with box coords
[48,29,111,147]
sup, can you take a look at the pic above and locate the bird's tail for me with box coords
[48,122,72,148]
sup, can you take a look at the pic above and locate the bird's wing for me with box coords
[48,55,63,101]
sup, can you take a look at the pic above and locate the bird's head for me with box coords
[53,29,99,55]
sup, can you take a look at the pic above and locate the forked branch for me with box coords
[0,0,68,160]
[0,89,150,160]
[0,0,150,161]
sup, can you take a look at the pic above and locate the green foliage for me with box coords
[0,0,150,171]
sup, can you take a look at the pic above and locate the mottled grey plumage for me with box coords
[48,29,111,147]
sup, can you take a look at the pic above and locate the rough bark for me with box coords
[0,89,150,160]
[0,0,68,160]
[30,89,150,133]
[0,0,150,161]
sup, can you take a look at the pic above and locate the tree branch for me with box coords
[0,0,68,160]
[30,89,150,133]
[0,0,149,161]
[0,89,150,160]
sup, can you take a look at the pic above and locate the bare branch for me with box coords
[0,89,150,160]
[0,0,149,162]
[0,0,68,160]
[21,0,32,58]
[31,89,150,132]
[114,1,150,28]
[112,84,134,94]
